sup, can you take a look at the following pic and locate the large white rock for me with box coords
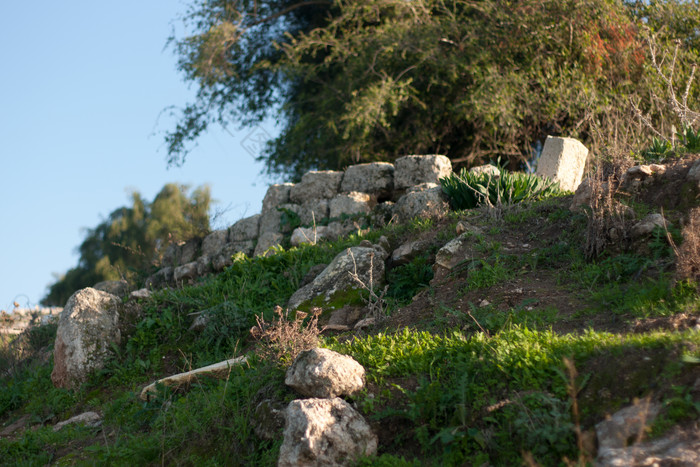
[228,214,261,242]
[329,192,372,218]
[287,245,387,310]
[595,400,661,452]
[394,155,452,190]
[536,136,588,192]
[278,398,377,467]
[394,183,449,222]
[285,348,365,398]
[290,171,344,204]
[262,183,295,212]
[341,162,395,198]
[51,288,121,389]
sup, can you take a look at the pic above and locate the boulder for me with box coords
[631,213,668,238]
[229,214,261,242]
[394,183,449,222]
[201,229,228,257]
[435,232,481,270]
[329,192,373,219]
[394,155,452,190]
[196,255,212,276]
[536,136,589,192]
[51,288,121,389]
[262,183,295,212]
[174,261,199,283]
[254,232,284,257]
[300,199,330,225]
[278,398,377,467]
[341,162,395,198]
[595,400,664,464]
[53,411,102,432]
[291,226,329,247]
[93,280,129,298]
[285,348,365,398]
[289,171,344,204]
[287,245,387,310]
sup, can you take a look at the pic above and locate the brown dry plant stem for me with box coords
[250,305,321,366]
[562,357,590,466]
[347,249,389,324]
[674,207,700,288]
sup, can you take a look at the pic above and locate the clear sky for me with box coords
[0,2,278,311]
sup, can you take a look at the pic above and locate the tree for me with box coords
[42,184,211,306]
[167,0,700,177]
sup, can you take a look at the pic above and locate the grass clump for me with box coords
[440,167,565,211]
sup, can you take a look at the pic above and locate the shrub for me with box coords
[250,306,321,367]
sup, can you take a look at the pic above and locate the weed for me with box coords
[676,207,700,287]
[250,305,321,367]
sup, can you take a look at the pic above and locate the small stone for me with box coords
[129,288,151,300]
[479,299,490,307]
[53,411,102,432]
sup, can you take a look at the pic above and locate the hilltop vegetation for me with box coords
[1,150,699,464]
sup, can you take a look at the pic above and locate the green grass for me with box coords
[2,194,700,466]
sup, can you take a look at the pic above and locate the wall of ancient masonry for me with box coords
[145,136,587,288]
[146,155,455,287]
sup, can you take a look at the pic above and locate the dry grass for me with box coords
[584,158,635,259]
[676,207,700,287]
[249,305,321,367]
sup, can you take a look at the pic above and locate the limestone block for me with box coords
[289,171,344,204]
[228,214,261,242]
[290,226,329,247]
[211,241,254,271]
[254,232,284,257]
[341,162,394,198]
[262,183,294,212]
[93,280,129,298]
[394,183,449,222]
[201,229,228,257]
[300,199,330,225]
[259,204,304,234]
[329,192,372,218]
[536,136,589,192]
[174,261,199,283]
[394,155,452,190]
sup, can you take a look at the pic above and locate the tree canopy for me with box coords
[42,184,211,306]
[166,0,700,178]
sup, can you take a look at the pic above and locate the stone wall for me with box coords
[146,155,453,288]
[145,140,588,289]
[0,307,62,335]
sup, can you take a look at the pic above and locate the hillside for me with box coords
[1,154,700,466]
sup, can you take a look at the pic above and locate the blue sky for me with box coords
[0,2,277,310]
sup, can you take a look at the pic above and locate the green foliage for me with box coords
[440,167,564,211]
[168,0,700,177]
[677,125,700,153]
[641,136,674,161]
[42,184,211,306]
[386,256,434,305]
[640,126,700,161]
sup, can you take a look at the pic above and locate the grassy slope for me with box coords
[1,192,699,466]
